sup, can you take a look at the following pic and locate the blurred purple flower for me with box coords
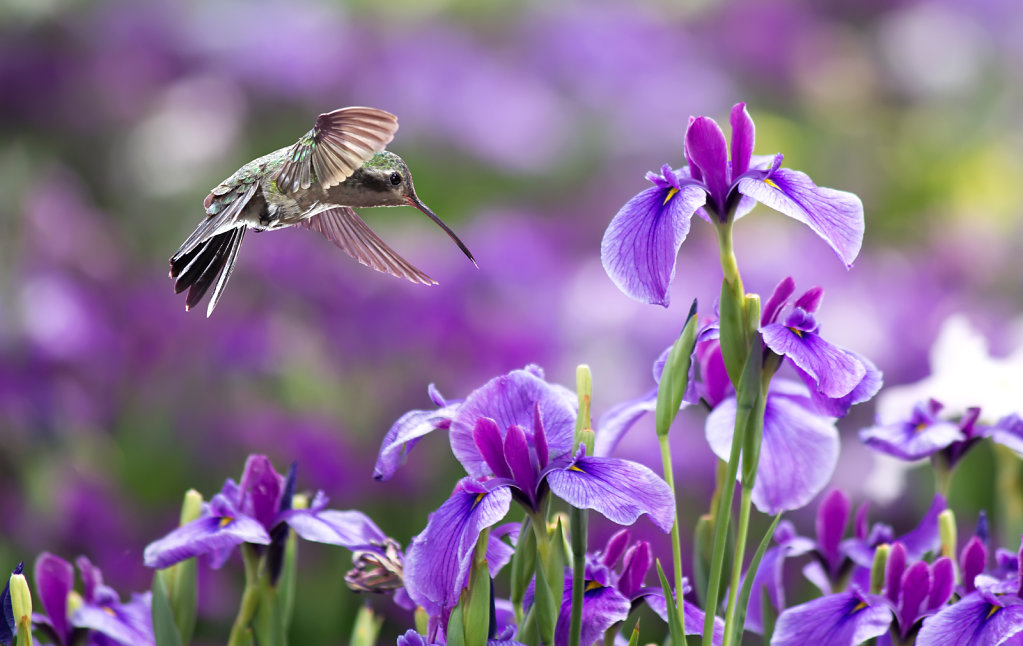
[32,553,153,646]
[859,399,965,460]
[144,455,385,570]
[601,103,864,306]
[917,589,1023,645]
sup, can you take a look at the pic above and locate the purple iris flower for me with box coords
[396,628,524,646]
[399,367,674,631]
[601,102,864,306]
[760,277,882,418]
[31,553,153,646]
[771,586,892,646]
[144,455,387,570]
[859,399,966,460]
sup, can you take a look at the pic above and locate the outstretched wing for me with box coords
[276,107,398,193]
[301,207,435,285]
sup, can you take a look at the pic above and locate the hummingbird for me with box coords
[169,106,475,316]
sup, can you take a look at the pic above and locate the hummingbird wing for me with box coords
[276,107,398,193]
[301,207,436,285]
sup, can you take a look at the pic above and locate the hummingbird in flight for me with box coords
[169,106,475,316]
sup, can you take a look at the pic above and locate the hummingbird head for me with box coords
[354,151,476,265]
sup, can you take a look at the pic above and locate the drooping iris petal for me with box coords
[859,411,964,460]
[737,168,864,267]
[404,479,512,615]
[72,592,154,646]
[643,588,725,645]
[986,414,1023,456]
[772,589,892,646]
[545,454,674,532]
[684,116,729,210]
[729,102,755,181]
[600,183,706,306]
[34,553,74,645]
[450,368,576,479]
[594,387,657,457]
[917,592,1023,645]
[706,381,839,514]
[143,495,271,569]
[554,580,630,646]
[374,400,459,481]
[803,354,882,418]
[278,508,387,549]
[762,325,866,398]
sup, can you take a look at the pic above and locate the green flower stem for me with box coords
[716,223,744,296]
[659,433,688,643]
[569,506,587,646]
[722,476,755,646]
[226,545,262,646]
[529,510,552,577]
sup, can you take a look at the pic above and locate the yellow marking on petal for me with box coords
[569,465,585,472]
[988,604,1001,619]
[663,187,679,205]
[473,493,486,507]
[103,606,116,616]
[788,327,803,338]
[219,516,234,528]
[585,581,603,591]
[914,423,929,434]
[764,178,780,189]
[851,601,868,613]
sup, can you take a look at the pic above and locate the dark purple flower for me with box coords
[839,495,947,575]
[144,455,386,570]
[31,553,153,646]
[601,103,864,306]
[396,628,525,646]
[771,587,892,646]
[883,542,955,639]
[859,399,965,460]
[917,589,1023,645]
[401,367,674,625]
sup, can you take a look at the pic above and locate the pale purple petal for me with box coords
[860,417,964,461]
[450,369,576,478]
[762,325,866,398]
[546,455,674,532]
[643,589,725,645]
[374,402,459,481]
[143,496,270,569]
[684,116,729,208]
[706,381,839,514]
[73,592,154,646]
[917,593,1023,645]
[279,509,386,549]
[404,479,512,614]
[594,387,657,457]
[772,589,892,646]
[737,168,864,267]
[986,414,1023,456]
[805,354,883,418]
[600,183,706,306]
[34,553,74,645]
[487,523,519,578]
[729,102,755,181]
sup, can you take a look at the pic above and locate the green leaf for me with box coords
[655,559,687,646]
[655,299,699,437]
[253,582,285,646]
[278,530,299,630]
[569,506,588,646]
[533,559,558,646]
[626,619,641,646]
[462,531,491,646]
[732,514,781,646]
[510,517,537,610]
[759,585,776,645]
[446,597,466,646]
[151,572,184,646]
[692,515,713,610]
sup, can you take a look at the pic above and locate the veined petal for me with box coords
[143,497,270,569]
[600,184,706,306]
[706,382,839,514]
[554,578,630,646]
[594,387,657,457]
[374,401,459,481]
[684,116,729,209]
[643,588,725,645]
[772,589,892,646]
[451,368,576,479]
[73,592,154,646]
[737,168,864,267]
[762,324,866,399]
[404,479,512,614]
[804,353,883,418]
[546,455,674,532]
[34,553,74,645]
[729,102,755,181]
[917,592,1023,645]
[278,508,386,549]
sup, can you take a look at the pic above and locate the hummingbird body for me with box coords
[170,107,474,316]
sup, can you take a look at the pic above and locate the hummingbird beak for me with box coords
[405,195,476,266]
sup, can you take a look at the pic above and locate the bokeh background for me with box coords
[2,0,1022,642]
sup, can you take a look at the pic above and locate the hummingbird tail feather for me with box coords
[168,227,245,315]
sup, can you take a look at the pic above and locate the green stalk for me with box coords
[722,486,754,646]
[569,506,587,646]
[226,545,262,646]
[659,433,688,643]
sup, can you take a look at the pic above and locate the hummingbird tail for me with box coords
[169,227,246,316]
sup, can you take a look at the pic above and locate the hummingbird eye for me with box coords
[389,172,402,186]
